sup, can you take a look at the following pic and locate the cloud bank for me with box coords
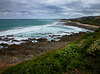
[0,0,100,19]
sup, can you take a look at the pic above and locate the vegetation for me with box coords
[2,27,100,74]
[70,16,100,26]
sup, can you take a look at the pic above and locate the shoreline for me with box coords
[0,32,85,73]
[60,20,100,31]
[0,21,99,73]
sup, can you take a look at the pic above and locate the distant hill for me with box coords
[70,16,100,26]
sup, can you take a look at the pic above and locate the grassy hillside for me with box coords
[2,27,100,74]
[70,16,100,26]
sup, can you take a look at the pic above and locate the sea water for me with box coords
[0,19,91,45]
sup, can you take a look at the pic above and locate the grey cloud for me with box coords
[62,0,100,15]
[0,0,100,19]
[76,3,100,14]
[46,5,64,13]
[90,3,100,9]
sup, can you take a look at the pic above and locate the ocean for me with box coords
[0,19,91,45]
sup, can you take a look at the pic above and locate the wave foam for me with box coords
[0,21,92,45]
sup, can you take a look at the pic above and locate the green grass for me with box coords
[70,16,100,26]
[2,28,100,74]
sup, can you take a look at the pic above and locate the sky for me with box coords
[0,0,100,19]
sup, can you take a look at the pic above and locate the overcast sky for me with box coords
[0,0,100,19]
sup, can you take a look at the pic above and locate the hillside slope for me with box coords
[70,16,100,26]
[2,27,100,74]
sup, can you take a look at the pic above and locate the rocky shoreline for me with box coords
[0,21,96,73]
[0,32,86,72]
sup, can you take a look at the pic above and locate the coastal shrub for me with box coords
[2,51,65,74]
[67,59,81,69]
[66,58,92,71]
[57,43,90,70]
[87,39,100,56]
[73,28,100,44]
[57,44,78,58]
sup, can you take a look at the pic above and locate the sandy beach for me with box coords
[60,20,100,30]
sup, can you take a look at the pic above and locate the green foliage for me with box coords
[87,39,100,56]
[70,16,100,26]
[2,28,100,74]
[57,44,78,57]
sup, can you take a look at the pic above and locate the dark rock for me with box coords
[3,38,11,41]
[6,35,14,37]
[37,38,47,41]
